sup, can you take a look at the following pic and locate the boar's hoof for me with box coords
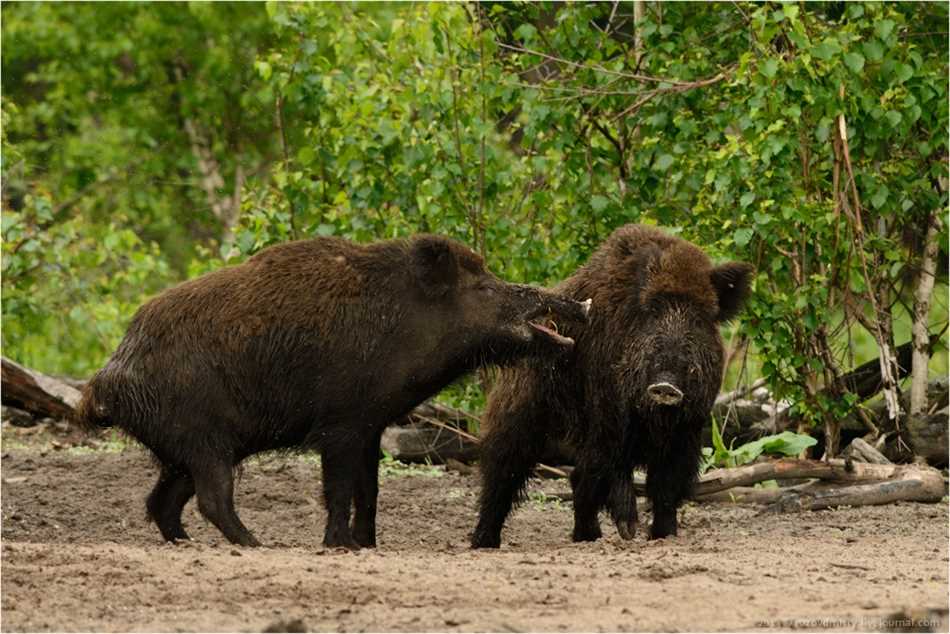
[324,530,361,550]
[572,523,602,543]
[646,382,684,406]
[470,529,501,549]
[615,518,637,541]
[353,532,377,548]
[649,521,678,541]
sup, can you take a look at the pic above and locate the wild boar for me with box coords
[472,224,752,547]
[75,234,590,548]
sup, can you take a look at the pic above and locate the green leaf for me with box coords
[734,227,754,247]
[862,39,884,62]
[874,19,896,41]
[254,60,272,81]
[760,431,818,456]
[590,195,609,212]
[812,39,840,61]
[894,63,914,84]
[297,146,315,165]
[843,52,865,74]
[654,153,674,171]
[731,432,817,466]
[870,185,889,209]
[884,110,902,128]
[740,191,756,208]
[760,58,779,79]
[513,23,537,43]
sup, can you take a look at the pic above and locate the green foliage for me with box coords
[2,188,171,375]
[702,418,818,472]
[2,2,947,435]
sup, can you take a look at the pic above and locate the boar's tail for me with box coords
[72,380,114,430]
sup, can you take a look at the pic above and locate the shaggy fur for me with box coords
[472,224,753,547]
[75,234,588,549]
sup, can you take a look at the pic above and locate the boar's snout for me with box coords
[541,293,591,324]
[647,380,684,406]
[507,286,592,348]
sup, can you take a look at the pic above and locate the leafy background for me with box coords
[3,2,947,430]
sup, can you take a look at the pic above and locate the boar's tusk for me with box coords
[582,298,592,317]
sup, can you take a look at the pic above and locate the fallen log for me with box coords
[551,458,946,509]
[696,481,820,504]
[1,357,81,421]
[761,470,946,513]
[380,425,478,464]
[694,458,944,497]
[841,437,892,465]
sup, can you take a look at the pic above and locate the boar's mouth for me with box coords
[527,318,575,346]
[520,298,591,347]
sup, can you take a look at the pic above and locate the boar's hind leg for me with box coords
[569,462,609,542]
[471,416,546,549]
[192,460,261,547]
[321,447,360,549]
[146,464,195,542]
[352,429,384,548]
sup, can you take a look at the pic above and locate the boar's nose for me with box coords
[647,382,684,406]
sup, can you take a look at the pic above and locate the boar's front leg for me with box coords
[321,443,361,549]
[644,425,703,539]
[351,428,384,548]
[607,471,638,540]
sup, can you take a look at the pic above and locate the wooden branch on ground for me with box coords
[694,458,943,497]
[1,357,81,421]
[696,469,946,512]
[761,470,946,513]
[841,437,891,465]
[548,455,946,510]
[380,425,479,465]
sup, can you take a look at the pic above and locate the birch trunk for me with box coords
[910,212,942,415]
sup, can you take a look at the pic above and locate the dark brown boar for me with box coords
[74,234,590,549]
[472,224,752,547]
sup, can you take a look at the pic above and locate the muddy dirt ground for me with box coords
[1,425,948,633]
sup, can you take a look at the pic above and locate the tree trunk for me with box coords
[910,211,942,415]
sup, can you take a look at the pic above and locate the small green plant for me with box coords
[700,417,817,473]
[378,452,445,479]
[66,429,132,454]
[527,490,564,511]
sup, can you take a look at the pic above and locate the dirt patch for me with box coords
[1,431,947,632]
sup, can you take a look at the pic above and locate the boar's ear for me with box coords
[710,262,754,322]
[411,235,459,298]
